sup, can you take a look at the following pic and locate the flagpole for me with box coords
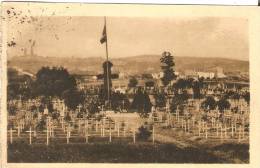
[104,16,110,108]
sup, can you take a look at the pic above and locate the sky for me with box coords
[5,6,249,61]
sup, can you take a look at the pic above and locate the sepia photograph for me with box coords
[1,2,259,166]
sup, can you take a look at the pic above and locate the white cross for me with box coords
[109,124,112,143]
[15,123,21,137]
[8,128,16,144]
[133,127,136,144]
[26,127,34,145]
[77,104,83,113]
[152,125,155,144]
[66,125,71,144]
[43,129,49,145]
[60,117,65,130]
[85,120,89,143]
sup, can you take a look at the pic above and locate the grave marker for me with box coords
[133,128,136,144]
[117,122,120,137]
[152,125,155,144]
[9,128,16,144]
[109,125,112,143]
[26,126,34,145]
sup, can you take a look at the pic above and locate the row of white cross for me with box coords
[8,116,157,145]
[153,112,248,142]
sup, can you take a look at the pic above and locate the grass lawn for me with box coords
[8,140,236,163]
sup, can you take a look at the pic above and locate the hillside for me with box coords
[7,55,249,75]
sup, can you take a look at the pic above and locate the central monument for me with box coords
[100,17,113,108]
[102,60,113,104]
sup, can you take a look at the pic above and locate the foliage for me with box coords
[137,126,152,141]
[64,113,72,122]
[160,51,177,86]
[192,79,204,99]
[7,68,34,100]
[51,111,60,120]
[173,78,186,91]
[128,77,138,88]
[142,74,153,79]
[217,97,231,112]
[36,118,46,130]
[172,78,193,93]
[154,92,166,108]
[145,81,155,88]
[39,96,54,113]
[242,91,250,105]
[87,97,101,115]
[30,105,38,112]
[201,96,217,111]
[33,67,77,97]
[111,92,130,112]
[62,89,84,110]
[170,91,189,114]
[231,93,240,100]
[8,104,17,116]
[131,88,152,117]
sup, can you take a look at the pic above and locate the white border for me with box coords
[0,0,259,5]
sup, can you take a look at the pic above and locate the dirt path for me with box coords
[155,134,194,149]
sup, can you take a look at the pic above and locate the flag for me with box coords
[100,24,107,44]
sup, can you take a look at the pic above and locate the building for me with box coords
[215,67,226,78]
[197,72,215,79]
[184,70,198,80]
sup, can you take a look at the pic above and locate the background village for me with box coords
[4,6,250,163]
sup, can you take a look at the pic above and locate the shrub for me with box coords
[64,114,71,122]
[136,126,152,141]
[36,119,46,130]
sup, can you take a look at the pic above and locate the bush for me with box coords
[136,126,152,141]
[64,114,71,122]
[52,111,60,120]
[36,119,46,130]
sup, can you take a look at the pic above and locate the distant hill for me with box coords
[8,55,249,75]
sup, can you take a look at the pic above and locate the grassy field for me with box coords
[155,127,250,163]
[7,140,248,163]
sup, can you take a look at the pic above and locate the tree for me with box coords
[242,91,250,105]
[201,96,217,111]
[142,74,153,79]
[170,91,189,114]
[217,97,231,113]
[87,99,100,115]
[192,79,204,99]
[39,96,54,113]
[111,92,130,112]
[128,77,138,88]
[145,81,155,88]
[33,67,77,97]
[7,68,34,100]
[231,92,240,100]
[137,126,152,141]
[8,104,17,116]
[62,89,84,110]
[154,92,166,108]
[186,78,194,88]
[131,88,152,117]
[160,51,177,86]
[172,78,192,94]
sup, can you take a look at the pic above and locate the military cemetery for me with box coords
[4,3,250,163]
